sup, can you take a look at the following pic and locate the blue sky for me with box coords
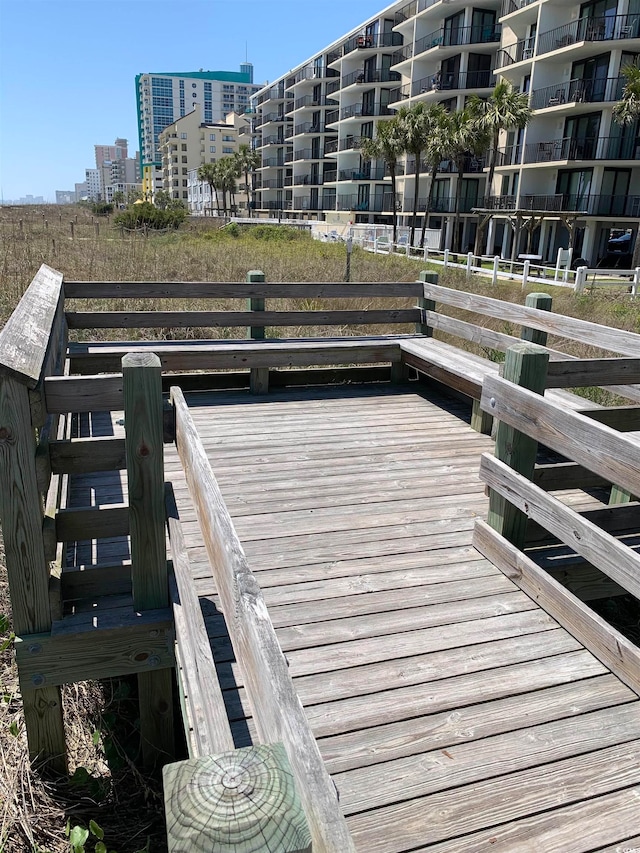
[0,0,389,201]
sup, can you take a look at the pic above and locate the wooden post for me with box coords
[0,376,66,771]
[164,743,312,853]
[246,270,269,394]
[487,343,549,548]
[122,352,174,768]
[417,270,437,337]
[69,221,74,239]
[521,292,552,345]
[521,259,530,289]
[492,255,500,285]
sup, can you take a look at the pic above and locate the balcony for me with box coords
[406,154,486,174]
[411,23,502,60]
[262,134,285,146]
[339,136,366,151]
[531,76,625,110]
[501,0,539,17]
[342,68,401,87]
[294,94,329,109]
[293,173,324,186]
[295,122,328,134]
[394,1,417,25]
[262,178,284,189]
[523,135,640,164]
[338,167,387,181]
[343,31,404,55]
[325,109,339,125]
[538,14,640,56]
[258,200,293,211]
[293,197,323,211]
[294,148,325,160]
[323,169,337,182]
[326,80,341,97]
[324,139,339,155]
[262,157,286,168]
[337,193,395,212]
[420,195,479,213]
[488,193,640,216]
[341,102,396,119]
[496,37,535,68]
[412,69,492,96]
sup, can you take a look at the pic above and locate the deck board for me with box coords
[66,382,640,850]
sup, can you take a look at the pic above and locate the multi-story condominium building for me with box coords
[251,0,639,264]
[136,65,263,198]
[490,0,639,263]
[159,108,250,205]
[95,139,128,169]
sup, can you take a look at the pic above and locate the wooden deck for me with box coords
[157,382,640,852]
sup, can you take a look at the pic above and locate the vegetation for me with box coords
[612,63,640,270]
[113,201,187,231]
[360,118,404,245]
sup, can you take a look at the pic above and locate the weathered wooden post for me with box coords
[246,270,269,394]
[487,342,550,548]
[522,292,552,345]
[122,352,174,768]
[417,270,437,336]
[164,743,312,853]
[69,221,74,239]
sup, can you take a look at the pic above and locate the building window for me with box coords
[182,156,187,163]
[210,133,215,140]
[223,135,234,142]
[181,144,187,151]
[223,146,234,154]
[181,133,187,139]
[210,145,216,152]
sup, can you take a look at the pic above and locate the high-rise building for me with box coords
[251,0,640,264]
[135,66,264,197]
[85,168,101,201]
[158,107,251,207]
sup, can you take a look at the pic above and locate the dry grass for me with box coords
[2,203,640,850]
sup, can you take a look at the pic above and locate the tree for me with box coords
[360,116,404,244]
[197,162,221,215]
[234,143,261,217]
[112,190,125,209]
[217,157,239,215]
[396,102,432,247]
[613,62,640,127]
[417,104,451,249]
[613,63,640,269]
[154,189,172,210]
[444,105,491,254]
[470,82,532,255]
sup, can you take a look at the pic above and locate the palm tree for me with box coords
[613,62,640,127]
[234,144,261,217]
[417,104,451,249]
[197,162,221,215]
[359,116,404,244]
[218,157,238,215]
[396,102,432,247]
[444,105,491,254]
[470,81,532,255]
[613,63,640,268]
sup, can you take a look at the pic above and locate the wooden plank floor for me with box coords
[162,382,640,853]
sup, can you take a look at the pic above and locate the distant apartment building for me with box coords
[251,0,640,264]
[55,190,76,204]
[135,65,263,197]
[159,107,251,207]
[75,182,88,201]
[89,138,142,202]
[85,168,101,201]
[95,139,128,168]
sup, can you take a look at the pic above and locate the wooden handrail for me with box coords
[171,384,355,851]
[0,264,64,389]
[64,280,425,298]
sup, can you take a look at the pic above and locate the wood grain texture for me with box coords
[65,309,421,330]
[45,374,124,415]
[481,375,640,499]
[64,281,425,299]
[164,744,311,853]
[171,386,355,851]
[166,483,234,758]
[474,519,640,695]
[0,264,64,387]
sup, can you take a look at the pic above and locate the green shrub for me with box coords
[225,222,240,237]
[113,202,186,231]
[247,224,309,241]
[91,202,113,216]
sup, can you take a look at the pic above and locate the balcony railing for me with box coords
[407,154,486,174]
[339,136,366,151]
[258,200,293,211]
[262,178,284,189]
[412,23,502,59]
[323,169,337,182]
[294,148,325,160]
[326,109,339,125]
[489,193,640,216]
[342,68,401,87]
[338,167,388,181]
[412,69,492,96]
[495,36,536,68]
[324,139,339,155]
[340,102,396,119]
[531,76,625,110]
[538,14,640,55]
[394,1,417,25]
[293,174,324,186]
[326,80,341,97]
[523,135,640,163]
[418,195,479,213]
[501,0,539,17]
[343,31,403,54]
[294,122,328,134]
[337,193,395,212]
[390,84,412,102]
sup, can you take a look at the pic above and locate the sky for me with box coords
[0,0,391,202]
